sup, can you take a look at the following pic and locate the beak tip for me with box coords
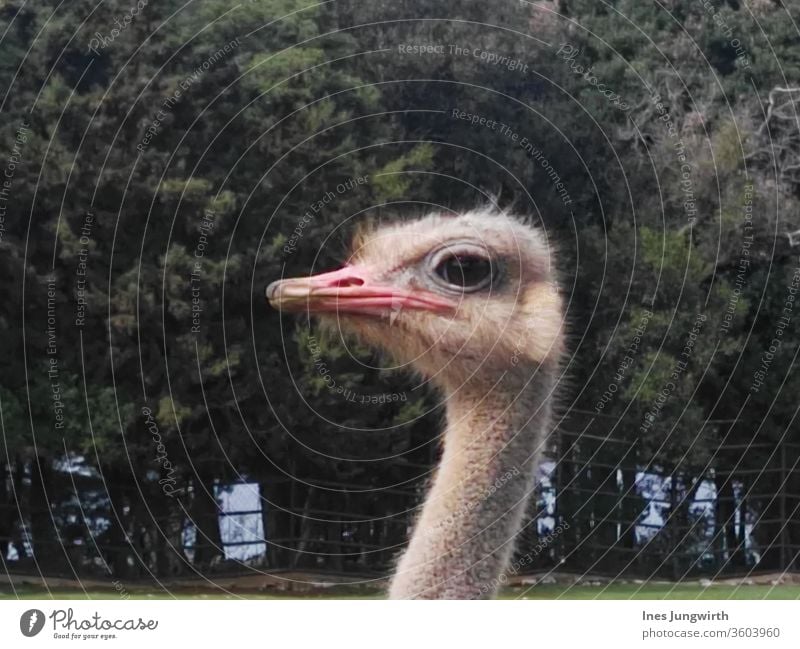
[265,280,280,306]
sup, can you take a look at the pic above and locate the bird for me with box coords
[266,208,565,599]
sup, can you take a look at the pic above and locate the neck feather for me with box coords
[388,367,556,599]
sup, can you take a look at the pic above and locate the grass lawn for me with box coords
[1,583,798,600]
[502,584,800,599]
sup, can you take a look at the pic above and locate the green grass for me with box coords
[500,584,800,599]
[2,584,799,600]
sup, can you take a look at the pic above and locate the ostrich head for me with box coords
[267,208,566,599]
[267,209,563,390]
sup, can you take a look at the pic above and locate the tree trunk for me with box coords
[190,473,223,570]
[620,467,640,552]
[0,462,9,561]
[326,494,344,572]
[292,486,315,569]
[10,456,28,559]
[151,485,183,578]
[669,475,681,581]
[262,476,293,568]
[718,476,746,569]
[105,468,135,580]
[30,454,67,572]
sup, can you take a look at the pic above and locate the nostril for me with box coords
[330,277,365,288]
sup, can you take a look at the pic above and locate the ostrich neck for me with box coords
[389,368,556,599]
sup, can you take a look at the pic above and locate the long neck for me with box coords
[389,368,556,599]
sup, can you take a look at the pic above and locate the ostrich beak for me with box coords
[266,265,455,317]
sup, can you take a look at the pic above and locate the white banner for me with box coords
[1,600,798,648]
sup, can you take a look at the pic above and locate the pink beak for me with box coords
[266,265,455,317]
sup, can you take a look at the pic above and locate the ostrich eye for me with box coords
[434,255,494,291]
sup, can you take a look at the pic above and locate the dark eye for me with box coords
[435,255,494,290]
